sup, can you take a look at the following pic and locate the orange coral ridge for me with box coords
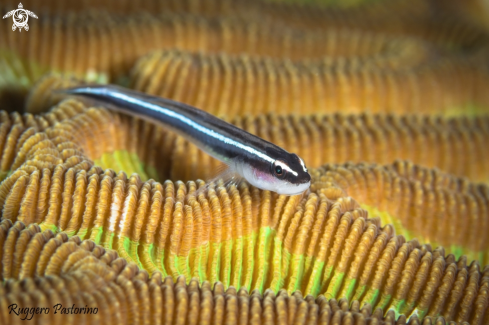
[1,12,435,87]
[6,92,489,183]
[1,220,462,325]
[131,49,489,116]
[2,161,489,321]
[0,93,488,322]
[2,0,488,92]
[1,204,489,324]
[1,97,489,261]
[1,0,486,49]
[312,161,489,264]
[0,105,488,321]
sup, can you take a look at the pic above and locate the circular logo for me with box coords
[13,9,28,27]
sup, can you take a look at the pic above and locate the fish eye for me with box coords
[275,165,283,175]
[273,161,287,178]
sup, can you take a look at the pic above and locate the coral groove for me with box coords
[12,87,489,183]
[0,164,489,323]
[1,220,460,325]
[131,49,489,116]
[1,1,489,324]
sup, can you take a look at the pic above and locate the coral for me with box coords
[0,219,459,325]
[2,11,432,92]
[1,174,489,323]
[0,0,238,16]
[0,100,92,183]
[2,0,488,98]
[1,1,489,323]
[311,161,489,264]
[2,0,486,51]
[24,74,81,114]
[14,85,489,182]
[0,98,487,321]
[2,95,489,265]
[258,0,489,50]
[131,49,489,116]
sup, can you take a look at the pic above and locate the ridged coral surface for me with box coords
[2,0,489,104]
[1,210,489,324]
[131,49,489,116]
[4,11,434,90]
[12,86,489,183]
[1,220,461,325]
[1,0,489,324]
[0,100,488,321]
[1,95,489,263]
[312,161,489,264]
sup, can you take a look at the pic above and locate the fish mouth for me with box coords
[276,181,311,196]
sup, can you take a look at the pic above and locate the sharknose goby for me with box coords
[60,85,311,195]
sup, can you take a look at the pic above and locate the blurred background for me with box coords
[2,0,489,115]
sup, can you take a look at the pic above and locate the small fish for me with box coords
[60,85,311,195]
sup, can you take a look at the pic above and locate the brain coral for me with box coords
[2,0,488,103]
[130,49,489,116]
[1,0,489,324]
[311,161,489,264]
[13,81,489,183]
[1,93,489,265]
[1,219,459,325]
[2,11,431,94]
[0,101,488,322]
